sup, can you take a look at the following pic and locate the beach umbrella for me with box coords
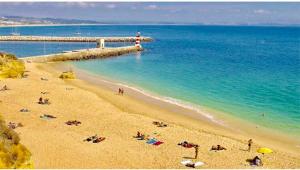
[257,147,273,154]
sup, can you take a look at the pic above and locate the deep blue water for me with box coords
[0,25,299,136]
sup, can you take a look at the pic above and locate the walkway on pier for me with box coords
[22,46,141,63]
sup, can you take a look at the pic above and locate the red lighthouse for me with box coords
[135,32,141,48]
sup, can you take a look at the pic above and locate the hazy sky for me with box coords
[0,2,299,25]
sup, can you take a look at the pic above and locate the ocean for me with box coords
[0,25,299,137]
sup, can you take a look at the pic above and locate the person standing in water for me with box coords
[248,139,253,152]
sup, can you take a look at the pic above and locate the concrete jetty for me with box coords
[21,46,141,63]
[0,35,152,42]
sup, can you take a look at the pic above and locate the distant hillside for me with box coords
[0,15,189,26]
[0,16,102,25]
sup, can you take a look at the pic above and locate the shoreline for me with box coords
[51,61,300,156]
[1,61,299,168]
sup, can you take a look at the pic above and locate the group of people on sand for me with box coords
[8,122,23,129]
[246,139,262,166]
[134,131,164,146]
[118,88,124,95]
[38,97,50,105]
[177,138,263,167]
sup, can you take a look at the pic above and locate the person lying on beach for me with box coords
[93,137,106,143]
[84,135,98,142]
[0,85,9,91]
[84,135,105,143]
[38,97,51,105]
[40,114,56,119]
[178,141,196,148]
[66,87,74,90]
[211,145,227,151]
[41,91,49,94]
[41,77,48,81]
[20,108,30,112]
[44,98,50,105]
[65,120,81,126]
[248,156,263,166]
[181,160,204,168]
[153,121,168,127]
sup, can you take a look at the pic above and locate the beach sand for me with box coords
[0,62,299,168]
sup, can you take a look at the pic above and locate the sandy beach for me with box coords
[0,61,300,168]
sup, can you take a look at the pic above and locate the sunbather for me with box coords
[251,156,263,166]
[44,98,50,104]
[158,122,168,127]
[0,85,9,91]
[20,108,29,112]
[211,145,227,151]
[8,122,23,129]
[153,121,160,125]
[40,114,56,119]
[8,122,17,129]
[135,131,142,138]
[65,120,81,126]
[84,135,98,142]
[41,77,48,81]
[38,97,44,104]
[153,121,168,127]
[93,137,106,143]
[178,141,196,148]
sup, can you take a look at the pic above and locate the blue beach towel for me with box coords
[146,138,157,144]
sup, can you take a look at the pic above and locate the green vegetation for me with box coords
[0,52,25,79]
[59,71,76,79]
[0,115,33,168]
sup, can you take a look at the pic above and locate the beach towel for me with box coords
[181,160,204,167]
[181,160,192,165]
[153,141,164,146]
[194,162,204,167]
[146,138,157,144]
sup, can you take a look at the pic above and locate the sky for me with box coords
[0,2,299,25]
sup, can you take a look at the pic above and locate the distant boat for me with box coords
[10,26,20,36]
[10,32,20,36]
[74,25,81,35]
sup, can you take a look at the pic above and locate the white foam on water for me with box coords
[98,78,225,126]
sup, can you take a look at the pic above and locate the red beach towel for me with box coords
[153,141,164,146]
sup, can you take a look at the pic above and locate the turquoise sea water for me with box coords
[0,25,299,136]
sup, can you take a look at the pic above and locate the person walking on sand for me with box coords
[248,139,253,152]
[194,145,199,159]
